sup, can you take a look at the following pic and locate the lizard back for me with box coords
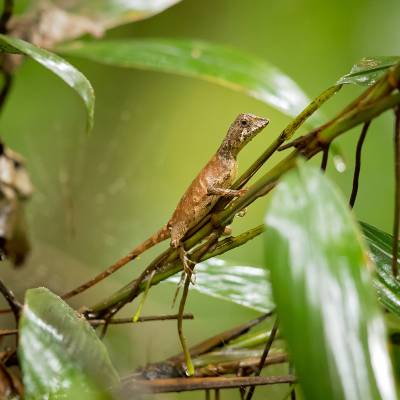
[168,153,237,247]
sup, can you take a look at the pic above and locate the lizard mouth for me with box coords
[254,117,270,132]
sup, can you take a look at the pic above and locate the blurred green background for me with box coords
[1,0,400,398]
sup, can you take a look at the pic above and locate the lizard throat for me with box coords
[217,141,239,160]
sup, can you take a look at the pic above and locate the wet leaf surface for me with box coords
[264,161,396,400]
[19,288,118,399]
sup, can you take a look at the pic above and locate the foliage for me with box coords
[0,1,399,399]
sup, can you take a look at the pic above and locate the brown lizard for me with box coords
[62,113,269,299]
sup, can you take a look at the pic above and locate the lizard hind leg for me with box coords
[178,244,196,285]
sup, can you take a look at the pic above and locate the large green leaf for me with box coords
[19,288,118,399]
[167,258,275,313]
[57,39,317,123]
[361,221,400,317]
[264,162,396,400]
[48,0,182,31]
[338,56,400,86]
[0,34,94,132]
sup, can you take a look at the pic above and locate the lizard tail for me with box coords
[62,225,170,300]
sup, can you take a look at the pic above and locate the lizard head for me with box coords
[220,113,269,157]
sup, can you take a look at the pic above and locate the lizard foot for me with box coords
[236,207,248,217]
[179,245,196,285]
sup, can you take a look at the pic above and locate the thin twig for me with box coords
[169,312,272,364]
[0,280,21,323]
[0,328,17,337]
[393,106,400,277]
[90,226,265,318]
[0,0,13,34]
[89,313,193,326]
[320,144,330,171]
[123,375,296,394]
[0,71,12,112]
[177,271,194,375]
[0,0,14,116]
[245,318,279,400]
[349,121,371,208]
[288,361,296,400]
[177,233,220,376]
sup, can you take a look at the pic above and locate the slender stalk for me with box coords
[245,318,279,400]
[0,71,12,112]
[0,280,21,323]
[122,375,296,394]
[89,313,193,326]
[133,270,155,322]
[0,328,17,336]
[177,271,195,376]
[0,0,13,34]
[349,121,371,208]
[169,312,272,362]
[320,145,330,171]
[89,226,265,316]
[392,106,400,277]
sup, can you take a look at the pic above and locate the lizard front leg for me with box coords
[207,186,248,197]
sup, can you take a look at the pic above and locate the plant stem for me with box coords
[0,0,13,34]
[89,225,265,316]
[349,121,371,208]
[122,375,296,394]
[245,318,279,400]
[89,313,193,326]
[320,144,330,171]
[177,271,194,376]
[392,106,400,277]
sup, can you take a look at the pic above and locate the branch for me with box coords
[88,226,265,317]
[245,318,279,400]
[0,328,17,337]
[121,375,296,394]
[89,313,193,326]
[349,121,371,208]
[393,105,400,277]
[168,312,273,363]
[0,279,21,323]
[0,0,13,34]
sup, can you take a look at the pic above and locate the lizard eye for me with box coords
[240,119,248,127]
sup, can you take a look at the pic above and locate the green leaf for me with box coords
[48,0,182,31]
[167,258,275,313]
[57,39,317,123]
[338,56,400,86]
[0,34,94,133]
[361,221,400,317]
[264,162,396,400]
[19,288,118,399]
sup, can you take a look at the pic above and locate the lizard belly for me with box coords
[168,155,236,247]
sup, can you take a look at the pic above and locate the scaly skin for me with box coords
[62,113,269,300]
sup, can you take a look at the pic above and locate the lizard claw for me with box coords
[236,207,247,217]
[179,245,196,285]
